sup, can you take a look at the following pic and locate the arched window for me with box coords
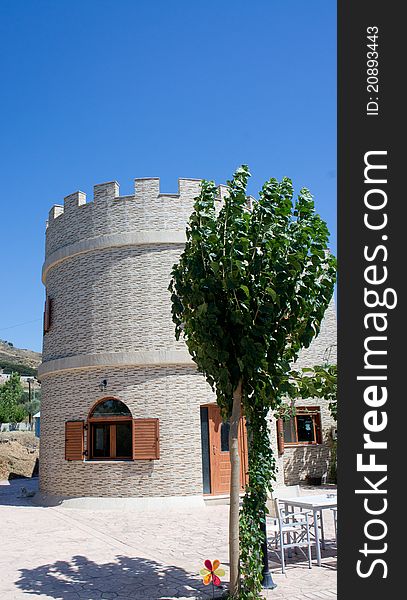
[88,398,132,460]
[90,399,131,418]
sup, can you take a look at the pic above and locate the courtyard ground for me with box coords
[0,478,336,600]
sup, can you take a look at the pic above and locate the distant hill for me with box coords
[0,340,42,376]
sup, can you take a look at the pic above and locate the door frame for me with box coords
[200,403,249,496]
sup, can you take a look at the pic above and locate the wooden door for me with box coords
[207,404,248,495]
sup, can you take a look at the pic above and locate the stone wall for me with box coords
[42,245,187,362]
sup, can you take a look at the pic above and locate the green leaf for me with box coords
[266,287,277,302]
[240,285,250,298]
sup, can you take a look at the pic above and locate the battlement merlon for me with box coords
[48,205,64,223]
[94,181,120,202]
[64,191,87,211]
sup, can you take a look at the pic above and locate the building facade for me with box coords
[38,177,336,503]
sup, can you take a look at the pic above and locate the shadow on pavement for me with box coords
[267,540,337,573]
[0,477,39,507]
[15,554,227,599]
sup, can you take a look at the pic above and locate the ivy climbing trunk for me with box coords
[229,379,242,597]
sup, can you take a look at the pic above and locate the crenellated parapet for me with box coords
[45,177,220,259]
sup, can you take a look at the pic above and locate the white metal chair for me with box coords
[267,485,301,504]
[267,485,323,547]
[266,496,313,574]
[267,485,311,524]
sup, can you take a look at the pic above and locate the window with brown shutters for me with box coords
[43,296,52,334]
[133,418,160,460]
[67,401,161,462]
[281,407,322,446]
[65,421,84,461]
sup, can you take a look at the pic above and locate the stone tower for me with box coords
[38,177,228,504]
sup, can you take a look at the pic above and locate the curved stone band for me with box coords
[42,230,186,283]
[38,350,195,377]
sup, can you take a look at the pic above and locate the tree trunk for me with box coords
[229,379,242,597]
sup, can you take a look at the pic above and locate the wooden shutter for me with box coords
[315,411,323,444]
[276,418,285,454]
[65,421,84,461]
[43,297,52,333]
[133,418,160,460]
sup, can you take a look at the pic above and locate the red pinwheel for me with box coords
[200,559,225,586]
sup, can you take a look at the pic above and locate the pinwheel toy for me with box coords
[200,559,225,598]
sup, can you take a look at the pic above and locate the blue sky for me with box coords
[0,0,336,353]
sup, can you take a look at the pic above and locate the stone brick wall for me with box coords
[293,298,337,370]
[42,245,187,361]
[40,366,216,497]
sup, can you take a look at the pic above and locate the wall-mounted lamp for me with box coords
[98,379,108,392]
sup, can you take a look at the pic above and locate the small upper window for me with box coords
[43,296,52,333]
[90,399,131,418]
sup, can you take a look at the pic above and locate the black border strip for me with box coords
[338,1,403,596]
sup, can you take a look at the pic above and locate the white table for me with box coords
[283,493,337,566]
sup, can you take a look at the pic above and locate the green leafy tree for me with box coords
[0,372,26,424]
[290,363,337,420]
[22,398,41,423]
[169,166,336,598]
[20,385,41,424]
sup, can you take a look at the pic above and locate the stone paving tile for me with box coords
[0,479,336,599]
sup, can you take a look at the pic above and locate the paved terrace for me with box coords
[0,479,336,600]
